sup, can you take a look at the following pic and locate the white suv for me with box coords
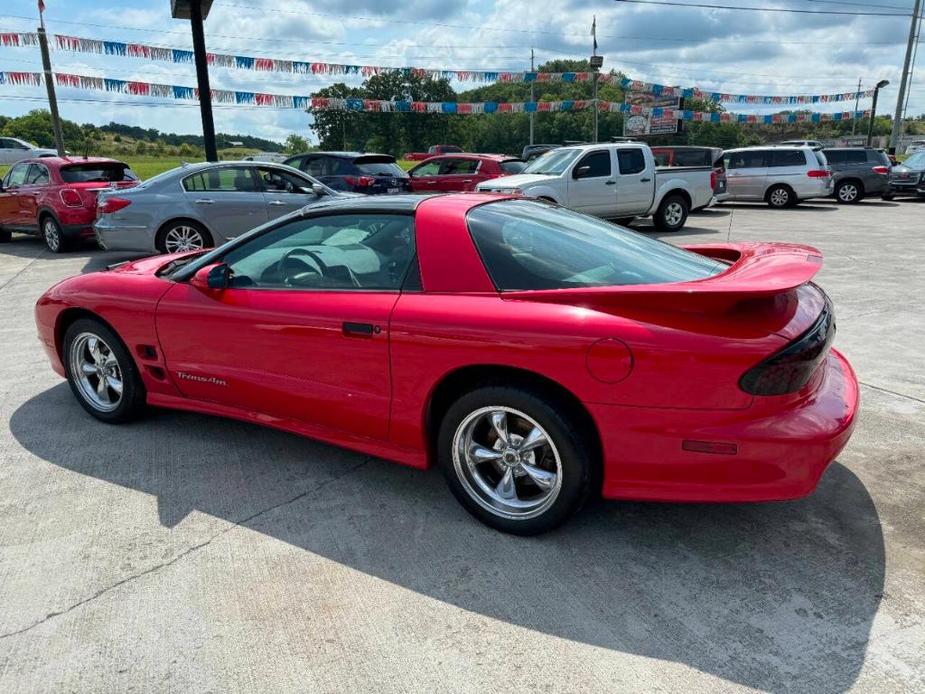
[722,146,833,208]
[0,137,57,164]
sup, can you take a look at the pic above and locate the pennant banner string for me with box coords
[0,31,876,105]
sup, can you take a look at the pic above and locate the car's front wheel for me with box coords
[438,386,595,535]
[63,318,146,423]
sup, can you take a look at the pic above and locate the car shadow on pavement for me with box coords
[10,384,884,693]
[715,203,837,212]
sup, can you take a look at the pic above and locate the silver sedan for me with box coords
[94,161,344,254]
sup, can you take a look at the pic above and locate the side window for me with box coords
[845,150,867,164]
[222,214,416,291]
[412,160,442,176]
[301,157,326,177]
[257,167,312,193]
[25,164,50,185]
[575,151,611,178]
[727,151,767,169]
[770,150,807,167]
[824,150,845,165]
[183,168,259,192]
[442,159,479,175]
[617,148,646,175]
[5,163,30,187]
[329,158,355,176]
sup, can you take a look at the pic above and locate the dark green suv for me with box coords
[822,147,892,203]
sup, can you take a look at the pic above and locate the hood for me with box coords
[107,251,205,275]
[476,173,558,190]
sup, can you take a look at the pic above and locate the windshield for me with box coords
[902,151,925,169]
[467,199,727,290]
[521,148,581,175]
[60,163,137,183]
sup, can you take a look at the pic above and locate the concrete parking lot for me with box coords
[1,199,923,693]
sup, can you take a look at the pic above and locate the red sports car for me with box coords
[35,194,859,534]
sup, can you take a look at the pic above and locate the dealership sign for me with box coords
[624,92,683,136]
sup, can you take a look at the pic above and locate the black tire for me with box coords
[155,220,213,254]
[614,217,635,227]
[0,227,11,243]
[63,318,146,424]
[437,385,595,535]
[41,215,69,253]
[653,194,689,232]
[766,184,795,209]
[835,179,863,204]
[881,193,895,201]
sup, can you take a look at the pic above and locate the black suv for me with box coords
[283,152,410,195]
[821,147,892,203]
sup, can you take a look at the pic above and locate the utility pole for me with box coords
[590,15,602,143]
[851,77,861,136]
[36,8,65,156]
[889,0,923,154]
[529,48,535,146]
[171,1,218,162]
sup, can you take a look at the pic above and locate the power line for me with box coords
[613,0,916,16]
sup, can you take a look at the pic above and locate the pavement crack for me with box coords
[0,250,46,294]
[859,381,925,406]
[0,458,371,640]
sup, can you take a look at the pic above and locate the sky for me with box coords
[0,0,922,144]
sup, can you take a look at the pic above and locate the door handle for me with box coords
[194,198,214,204]
[605,180,616,185]
[427,180,437,184]
[461,179,472,183]
[640,177,651,182]
[268,200,286,206]
[342,322,378,337]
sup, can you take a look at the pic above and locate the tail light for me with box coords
[871,165,889,176]
[806,170,830,178]
[99,197,132,214]
[710,170,717,191]
[740,298,835,396]
[59,188,83,207]
[344,175,375,187]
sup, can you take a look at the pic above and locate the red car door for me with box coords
[14,163,50,230]
[437,157,480,191]
[155,211,417,442]
[408,158,443,193]
[0,162,30,227]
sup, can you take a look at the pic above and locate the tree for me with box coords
[283,133,310,154]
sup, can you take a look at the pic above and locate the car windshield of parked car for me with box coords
[467,200,727,290]
[521,148,580,175]
[60,163,137,183]
[902,152,925,169]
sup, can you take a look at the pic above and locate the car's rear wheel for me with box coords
[156,220,212,254]
[882,193,895,201]
[63,318,146,423]
[836,179,863,204]
[766,184,795,209]
[0,227,10,243]
[438,386,594,535]
[42,216,69,253]
[653,195,689,232]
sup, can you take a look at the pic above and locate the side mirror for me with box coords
[191,263,231,290]
[574,165,591,179]
[311,183,328,196]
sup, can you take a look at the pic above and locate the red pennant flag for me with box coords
[38,0,45,14]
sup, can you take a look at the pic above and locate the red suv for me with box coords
[408,154,525,193]
[0,157,137,252]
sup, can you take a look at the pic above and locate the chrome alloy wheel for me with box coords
[663,201,685,226]
[452,406,563,520]
[838,183,859,202]
[43,218,61,252]
[68,332,124,412]
[164,225,205,253]
[769,188,790,207]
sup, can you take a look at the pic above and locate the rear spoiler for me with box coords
[502,242,823,313]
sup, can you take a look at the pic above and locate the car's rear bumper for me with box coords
[93,221,157,253]
[590,348,859,502]
[61,223,96,240]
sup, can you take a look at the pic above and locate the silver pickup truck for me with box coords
[476,142,715,232]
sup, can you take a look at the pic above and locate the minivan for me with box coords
[722,146,833,207]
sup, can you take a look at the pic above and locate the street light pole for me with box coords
[868,80,890,148]
[851,77,861,137]
[529,48,535,146]
[171,1,218,162]
[889,0,923,153]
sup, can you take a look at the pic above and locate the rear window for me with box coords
[813,150,828,167]
[60,163,137,183]
[770,150,807,167]
[467,199,726,290]
[673,150,712,167]
[355,157,405,176]
[500,160,526,174]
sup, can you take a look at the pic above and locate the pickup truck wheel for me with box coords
[654,195,689,232]
[615,217,635,227]
[0,228,11,243]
